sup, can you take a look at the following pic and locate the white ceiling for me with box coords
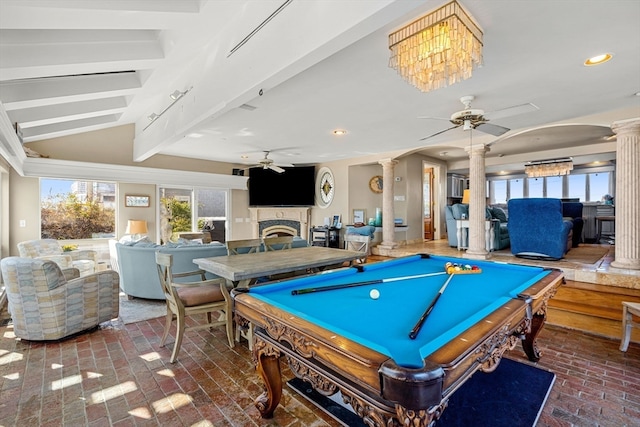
[1,0,639,175]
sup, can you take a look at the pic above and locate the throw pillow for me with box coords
[491,207,508,223]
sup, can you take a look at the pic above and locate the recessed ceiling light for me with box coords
[333,129,347,135]
[584,53,613,66]
[240,155,249,159]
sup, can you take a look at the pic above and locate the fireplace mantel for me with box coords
[249,207,311,239]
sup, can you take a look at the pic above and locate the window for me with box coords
[492,180,507,204]
[40,179,116,239]
[568,174,586,201]
[488,166,614,204]
[546,176,563,199]
[509,178,523,200]
[159,187,227,243]
[588,172,610,202]
[528,178,543,198]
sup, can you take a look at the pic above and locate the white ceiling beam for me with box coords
[132,0,418,161]
[20,114,122,142]
[0,40,163,81]
[0,72,141,109]
[9,96,127,128]
[0,1,200,30]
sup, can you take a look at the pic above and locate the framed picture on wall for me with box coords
[353,209,365,224]
[125,195,150,207]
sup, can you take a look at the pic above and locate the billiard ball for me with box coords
[369,289,380,299]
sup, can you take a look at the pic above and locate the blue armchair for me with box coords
[507,198,573,260]
[562,202,584,247]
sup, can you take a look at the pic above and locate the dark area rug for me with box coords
[288,358,555,427]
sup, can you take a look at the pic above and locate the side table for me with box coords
[456,219,495,251]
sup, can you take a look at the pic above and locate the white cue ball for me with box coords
[369,289,380,299]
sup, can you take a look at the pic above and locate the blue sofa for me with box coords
[111,237,309,300]
[444,204,510,250]
[507,198,573,260]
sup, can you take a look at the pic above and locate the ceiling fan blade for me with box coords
[419,125,460,141]
[475,122,510,136]
[269,165,285,173]
[485,103,539,120]
[417,116,450,121]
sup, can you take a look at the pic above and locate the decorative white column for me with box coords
[611,117,640,270]
[464,143,490,260]
[378,158,399,251]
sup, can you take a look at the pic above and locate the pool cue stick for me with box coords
[291,271,447,295]
[409,273,455,340]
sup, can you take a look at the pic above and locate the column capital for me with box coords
[612,117,640,135]
[378,158,399,168]
[464,143,490,156]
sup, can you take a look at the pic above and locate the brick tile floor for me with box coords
[1,305,639,426]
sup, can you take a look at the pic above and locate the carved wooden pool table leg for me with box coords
[522,310,545,362]
[253,338,282,418]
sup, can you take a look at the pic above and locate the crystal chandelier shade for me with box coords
[524,159,574,178]
[388,1,483,93]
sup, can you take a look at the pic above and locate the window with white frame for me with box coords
[487,166,614,204]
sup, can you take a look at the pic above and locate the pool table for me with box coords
[232,254,563,426]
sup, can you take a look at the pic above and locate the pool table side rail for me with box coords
[233,294,391,395]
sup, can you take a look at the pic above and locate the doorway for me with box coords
[423,165,434,240]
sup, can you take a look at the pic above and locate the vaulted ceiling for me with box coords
[1,0,639,174]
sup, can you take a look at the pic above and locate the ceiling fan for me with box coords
[419,95,538,141]
[248,151,293,173]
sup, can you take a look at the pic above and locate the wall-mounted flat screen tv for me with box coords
[248,166,316,206]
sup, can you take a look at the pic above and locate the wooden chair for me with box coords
[263,235,293,251]
[343,234,370,264]
[155,252,234,363]
[226,238,263,255]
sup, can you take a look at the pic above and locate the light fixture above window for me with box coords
[524,158,573,178]
[388,0,483,93]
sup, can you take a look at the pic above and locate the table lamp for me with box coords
[462,189,470,204]
[126,219,148,240]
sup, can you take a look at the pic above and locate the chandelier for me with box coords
[524,158,574,178]
[388,1,483,93]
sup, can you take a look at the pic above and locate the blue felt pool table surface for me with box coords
[248,254,551,368]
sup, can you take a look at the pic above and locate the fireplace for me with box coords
[249,208,311,240]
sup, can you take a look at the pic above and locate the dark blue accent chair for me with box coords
[562,202,584,247]
[507,198,573,260]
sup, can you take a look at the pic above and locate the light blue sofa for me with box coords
[112,237,309,300]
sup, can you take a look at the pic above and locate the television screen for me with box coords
[248,166,316,206]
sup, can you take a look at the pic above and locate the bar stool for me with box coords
[620,301,640,352]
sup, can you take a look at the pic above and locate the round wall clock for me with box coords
[316,167,335,208]
[369,175,383,193]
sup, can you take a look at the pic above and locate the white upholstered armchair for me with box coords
[17,239,98,275]
[0,257,119,340]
